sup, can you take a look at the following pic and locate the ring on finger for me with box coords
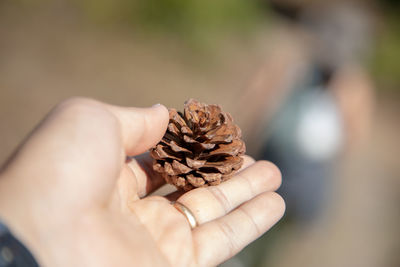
[172,201,198,229]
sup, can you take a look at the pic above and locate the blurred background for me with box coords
[0,0,399,266]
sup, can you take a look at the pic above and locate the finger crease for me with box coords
[217,220,239,259]
[243,174,256,196]
[209,186,231,214]
[238,207,261,237]
[235,172,256,197]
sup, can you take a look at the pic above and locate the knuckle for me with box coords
[208,186,231,213]
[54,97,117,127]
[56,97,98,112]
[238,207,262,236]
[217,220,239,258]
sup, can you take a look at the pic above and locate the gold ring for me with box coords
[172,201,198,229]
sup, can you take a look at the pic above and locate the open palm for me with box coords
[0,98,284,267]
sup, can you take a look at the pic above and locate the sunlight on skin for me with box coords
[0,98,284,267]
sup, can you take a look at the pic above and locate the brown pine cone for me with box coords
[150,99,246,191]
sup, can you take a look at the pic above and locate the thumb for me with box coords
[107,103,169,156]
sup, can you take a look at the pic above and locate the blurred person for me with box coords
[239,0,374,223]
[0,98,285,267]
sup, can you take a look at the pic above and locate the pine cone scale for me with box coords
[168,140,192,153]
[186,158,206,169]
[172,160,192,174]
[204,140,245,157]
[151,144,180,160]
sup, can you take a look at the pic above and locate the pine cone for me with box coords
[150,99,246,191]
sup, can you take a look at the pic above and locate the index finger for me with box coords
[126,153,166,198]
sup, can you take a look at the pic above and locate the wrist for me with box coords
[0,174,51,266]
[0,221,39,266]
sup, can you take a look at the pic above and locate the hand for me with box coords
[0,98,285,267]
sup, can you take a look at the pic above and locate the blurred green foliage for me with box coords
[371,3,400,90]
[76,0,264,45]
[7,0,400,89]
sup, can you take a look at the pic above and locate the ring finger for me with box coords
[175,159,282,225]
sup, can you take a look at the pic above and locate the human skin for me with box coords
[0,98,285,267]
